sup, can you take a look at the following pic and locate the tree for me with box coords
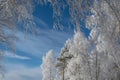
[56,40,72,80]
[86,1,120,80]
[56,31,93,80]
[41,50,56,80]
[0,0,38,51]
[57,29,120,80]
[66,31,92,80]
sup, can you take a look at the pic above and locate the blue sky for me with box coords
[3,3,74,80]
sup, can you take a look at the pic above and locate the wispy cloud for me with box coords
[14,29,72,57]
[4,64,41,80]
[4,51,31,60]
[33,17,49,29]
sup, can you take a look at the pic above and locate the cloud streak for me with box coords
[4,64,41,80]
[4,51,31,60]
[14,29,72,58]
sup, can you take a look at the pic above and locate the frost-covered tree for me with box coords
[66,31,92,80]
[0,0,38,51]
[39,0,120,33]
[41,50,56,80]
[0,0,33,27]
[1,0,119,35]
[86,0,120,80]
[57,28,120,80]
[56,40,73,80]
[56,31,92,80]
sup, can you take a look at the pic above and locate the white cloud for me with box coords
[4,64,41,80]
[4,51,31,60]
